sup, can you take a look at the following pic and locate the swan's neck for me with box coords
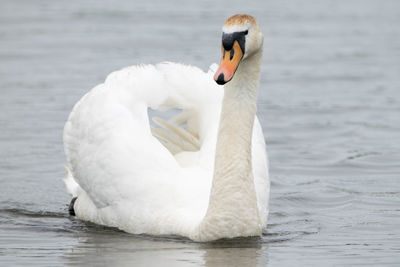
[195,48,263,241]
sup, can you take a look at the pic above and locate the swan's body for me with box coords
[64,14,269,241]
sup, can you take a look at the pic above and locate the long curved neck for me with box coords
[195,48,263,241]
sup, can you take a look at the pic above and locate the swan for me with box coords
[63,14,269,242]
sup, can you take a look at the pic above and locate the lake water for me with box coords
[1,0,399,266]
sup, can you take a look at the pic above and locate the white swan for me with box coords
[63,14,269,242]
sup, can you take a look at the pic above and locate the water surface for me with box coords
[1,0,399,266]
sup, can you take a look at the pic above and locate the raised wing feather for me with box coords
[64,63,220,210]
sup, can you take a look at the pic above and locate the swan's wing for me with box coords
[64,63,222,213]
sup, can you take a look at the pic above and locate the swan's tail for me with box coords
[63,166,81,198]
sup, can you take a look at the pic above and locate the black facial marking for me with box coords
[222,30,248,55]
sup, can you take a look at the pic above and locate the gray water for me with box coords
[1,0,399,266]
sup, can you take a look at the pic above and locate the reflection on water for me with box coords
[63,229,268,267]
[1,0,400,266]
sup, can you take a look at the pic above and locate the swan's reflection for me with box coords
[200,238,269,267]
[63,226,269,267]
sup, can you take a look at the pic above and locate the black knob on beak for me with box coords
[215,73,226,85]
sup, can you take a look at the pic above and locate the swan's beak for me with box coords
[214,40,244,85]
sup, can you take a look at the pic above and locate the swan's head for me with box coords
[214,14,263,85]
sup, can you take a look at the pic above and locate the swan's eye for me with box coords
[244,30,248,35]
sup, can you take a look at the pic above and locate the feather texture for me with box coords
[64,62,269,239]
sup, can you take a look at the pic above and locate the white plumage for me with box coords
[64,14,269,241]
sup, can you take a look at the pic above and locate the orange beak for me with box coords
[214,40,244,85]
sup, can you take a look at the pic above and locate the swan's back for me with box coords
[63,62,269,237]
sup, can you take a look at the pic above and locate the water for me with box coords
[1,0,399,266]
